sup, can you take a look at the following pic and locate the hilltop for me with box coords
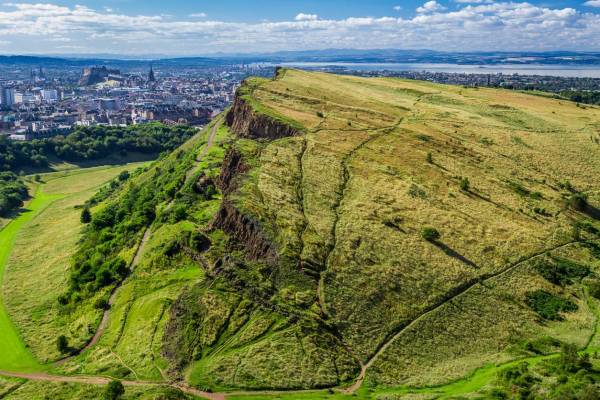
[1,69,599,399]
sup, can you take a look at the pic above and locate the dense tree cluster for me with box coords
[0,123,196,171]
[0,171,28,216]
[560,90,600,106]
[61,150,194,304]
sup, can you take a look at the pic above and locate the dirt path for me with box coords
[342,240,581,394]
[57,119,222,365]
[0,371,224,400]
[186,118,222,182]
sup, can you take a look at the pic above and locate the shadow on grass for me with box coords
[18,152,159,175]
[582,203,600,221]
[433,241,480,269]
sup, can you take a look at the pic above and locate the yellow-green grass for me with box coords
[211,69,600,387]
[0,186,59,371]
[55,123,223,381]
[2,163,148,363]
[0,377,193,400]
[57,216,203,381]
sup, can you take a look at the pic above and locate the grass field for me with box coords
[0,187,59,372]
[3,70,600,398]
[0,163,148,369]
[190,69,600,390]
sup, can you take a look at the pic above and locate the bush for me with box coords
[117,170,130,182]
[80,207,92,224]
[525,290,578,320]
[426,152,433,164]
[57,335,69,354]
[104,380,125,400]
[569,193,588,211]
[421,227,441,242]
[316,111,324,118]
[534,257,589,286]
[94,297,109,310]
[459,177,470,192]
[0,172,28,217]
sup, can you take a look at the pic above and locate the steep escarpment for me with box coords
[184,69,600,391]
[212,200,278,262]
[61,69,600,396]
[226,95,304,139]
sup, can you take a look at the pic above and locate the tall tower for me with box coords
[148,65,156,83]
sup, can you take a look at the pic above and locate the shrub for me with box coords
[459,177,470,192]
[94,297,109,310]
[588,280,600,300]
[534,257,589,286]
[117,170,130,182]
[569,193,588,211]
[421,227,441,242]
[80,207,92,224]
[525,290,578,320]
[426,152,433,164]
[104,380,125,400]
[316,111,324,118]
[57,335,69,354]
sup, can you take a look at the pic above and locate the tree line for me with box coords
[0,123,197,171]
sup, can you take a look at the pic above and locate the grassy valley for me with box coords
[0,69,599,399]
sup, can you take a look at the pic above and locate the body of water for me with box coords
[275,62,600,78]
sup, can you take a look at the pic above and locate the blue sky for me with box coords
[0,1,599,55]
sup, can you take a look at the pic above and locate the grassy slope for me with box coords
[206,69,600,389]
[4,70,598,397]
[0,188,58,372]
[57,121,229,381]
[1,164,148,365]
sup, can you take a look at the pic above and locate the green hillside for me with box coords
[1,69,600,399]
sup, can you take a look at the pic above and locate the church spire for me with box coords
[148,65,156,83]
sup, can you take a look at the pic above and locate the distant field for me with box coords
[0,163,148,366]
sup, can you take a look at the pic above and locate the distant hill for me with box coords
[3,50,600,67]
[13,69,599,398]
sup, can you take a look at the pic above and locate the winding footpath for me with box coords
[0,120,595,399]
[342,239,582,394]
[0,121,224,399]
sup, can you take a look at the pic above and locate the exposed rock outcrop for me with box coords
[78,66,121,86]
[216,149,248,195]
[212,200,278,263]
[225,96,302,139]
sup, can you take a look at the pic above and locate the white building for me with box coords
[41,89,58,102]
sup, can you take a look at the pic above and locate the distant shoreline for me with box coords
[269,62,600,79]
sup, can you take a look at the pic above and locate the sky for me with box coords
[0,1,600,56]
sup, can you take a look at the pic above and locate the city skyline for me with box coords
[1,1,600,55]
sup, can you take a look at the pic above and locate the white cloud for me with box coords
[584,1,600,8]
[417,1,447,13]
[190,12,207,18]
[393,6,403,11]
[0,2,598,55]
[295,13,318,21]
[454,0,494,4]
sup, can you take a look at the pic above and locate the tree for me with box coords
[57,335,69,354]
[117,170,130,182]
[104,380,125,400]
[421,227,441,242]
[80,207,92,224]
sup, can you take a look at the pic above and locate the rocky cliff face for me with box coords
[225,96,302,139]
[212,200,278,263]
[216,148,248,195]
[78,66,120,86]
